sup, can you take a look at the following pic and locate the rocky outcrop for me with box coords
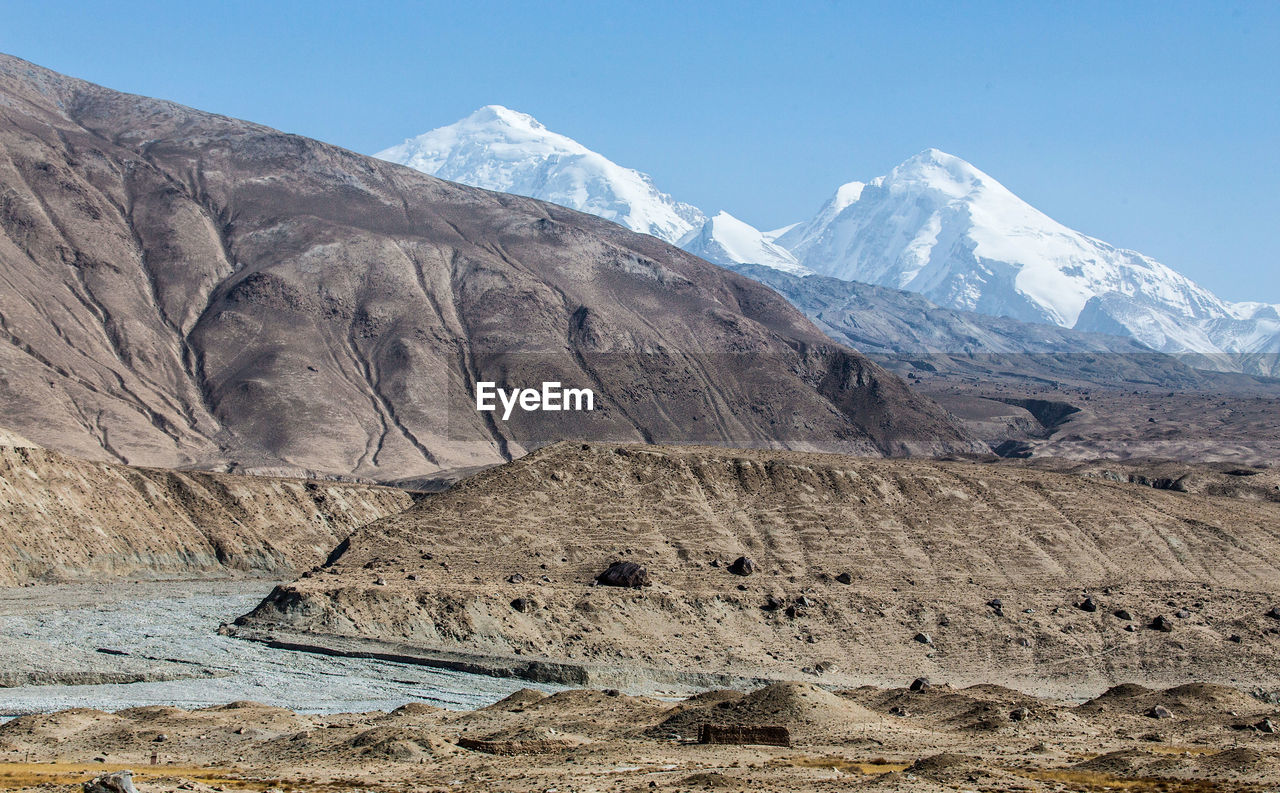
[236,442,1280,693]
[0,440,412,585]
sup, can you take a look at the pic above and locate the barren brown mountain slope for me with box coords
[0,54,977,480]
[0,437,411,585]
[237,442,1280,695]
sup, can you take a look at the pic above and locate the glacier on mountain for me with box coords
[678,211,811,275]
[377,111,1278,373]
[781,148,1278,372]
[375,105,706,244]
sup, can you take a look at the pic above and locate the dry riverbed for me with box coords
[0,581,562,717]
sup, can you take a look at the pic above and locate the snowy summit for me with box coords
[376,106,706,244]
[777,148,1278,363]
[379,114,1278,370]
[678,211,811,276]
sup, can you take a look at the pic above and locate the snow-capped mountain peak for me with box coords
[890,147,990,196]
[776,148,1276,368]
[376,106,706,244]
[377,112,1278,372]
[465,104,545,129]
[679,211,812,276]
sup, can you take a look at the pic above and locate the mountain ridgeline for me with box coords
[0,54,980,480]
[382,108,1280,374]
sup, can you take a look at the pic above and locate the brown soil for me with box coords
[236,442,1280,695]
[2,679,1277,792]
[0,441,412,585]
[925,381,1280,466]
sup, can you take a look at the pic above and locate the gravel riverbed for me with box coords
[0,580,562,717]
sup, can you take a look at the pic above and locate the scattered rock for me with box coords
[83,771,138,793]
[913,632,932,645]
[507,573,525,584]
[835,572,853,585]
[727,556,757,576]
[1266,606,1280,620]
[986,598,1003,609]
[1017,637,1031,647]
[1113,609,1133,621]
[889,705,909,716]
[1175,609,1191,619]
[762,595,784,611]
[1150,615,1175,632]
[596,561,650,588]
[1228,634,1242,643]
[909,677,931,691]
[794,595,813,608]
[1256,718,1277,734]
[1077,596,1098,612]
[153,733,168,742]
[374,576,386,586]
[1010,707,1031,722]
[510,597,535,613]
[1146,705,1174,720]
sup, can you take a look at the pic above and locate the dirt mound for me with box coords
[344,726,456,761]
[1085,683,1154,703]
[0,443,412,585]
[6,681,1280,791]
[0,708,120,737]
[905,752,1001,783]
[454,688,669,741]
[1073,749,1183,776]
[1200,747,1272,772]
[236,443,1280,693]
[480,688,549,711]
[387,702,445,718]
[652,682,888,743]
[1079,682,1267,719]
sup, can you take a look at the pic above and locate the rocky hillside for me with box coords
[0,437,412,586]
[0,54,976,481]
[726,263,1212,387]
[237,442,1280,694]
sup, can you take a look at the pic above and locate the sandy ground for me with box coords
[1,679,1278,792]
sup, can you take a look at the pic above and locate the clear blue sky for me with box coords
[2,0,1277,301]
